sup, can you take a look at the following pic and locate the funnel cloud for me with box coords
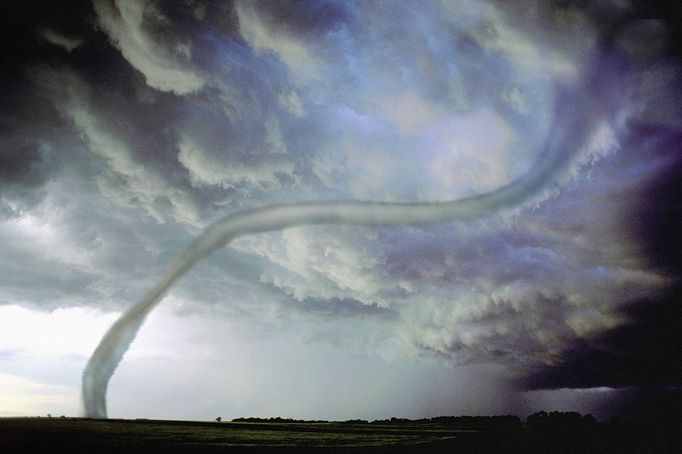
[82,53,624,418]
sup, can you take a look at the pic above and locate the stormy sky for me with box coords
[1,0,681,421]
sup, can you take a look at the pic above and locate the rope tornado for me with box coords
[82,53,625,419]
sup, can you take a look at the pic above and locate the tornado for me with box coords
[82,53,627,419]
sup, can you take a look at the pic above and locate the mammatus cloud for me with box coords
[82,48,629,417]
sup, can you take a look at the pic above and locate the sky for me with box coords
[1,0,681,422]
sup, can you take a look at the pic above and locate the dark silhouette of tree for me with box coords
[215,417,221,423]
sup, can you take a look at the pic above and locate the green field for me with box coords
[0,417,493,453]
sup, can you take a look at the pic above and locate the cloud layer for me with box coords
[1,0,681,418]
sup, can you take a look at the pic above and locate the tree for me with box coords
[215,417,222,423]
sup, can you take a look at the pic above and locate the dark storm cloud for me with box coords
[522,284,682,389]
[497,1,682,398]
[0,1,94,67]
[522,133,682,390]
[0,1,142,218]
[0,133,45,186]
[376,143,667,367]
[2,0,682,419]
[0,0,313,315]
[630,130,682,275]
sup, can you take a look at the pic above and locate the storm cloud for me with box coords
[1,0,681,420]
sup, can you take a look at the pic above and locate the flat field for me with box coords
[0,417,494,453]
[5,416,675,452]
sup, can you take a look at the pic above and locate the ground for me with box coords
[0,415,680,453]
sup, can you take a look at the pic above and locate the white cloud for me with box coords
[233,226,386,304]
[278,90,305,118]
[374,91,446,134]
[427,109,520,197]
[438,0,586,81]
[503,87,527,114]
[177,137,294,189]
[94,0,204,94]
[2,208,93,270]
[70,106,201,225]
[28,66,201,226]
[235,1,322,83]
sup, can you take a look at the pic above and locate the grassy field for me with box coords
[0,417,494,453]
[3,415,678,452]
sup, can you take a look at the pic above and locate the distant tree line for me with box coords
[230,413,605,429]
[231,414,521,429]
[366,415,521,429]
[231,417,329,424]
[526,410,597,431]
